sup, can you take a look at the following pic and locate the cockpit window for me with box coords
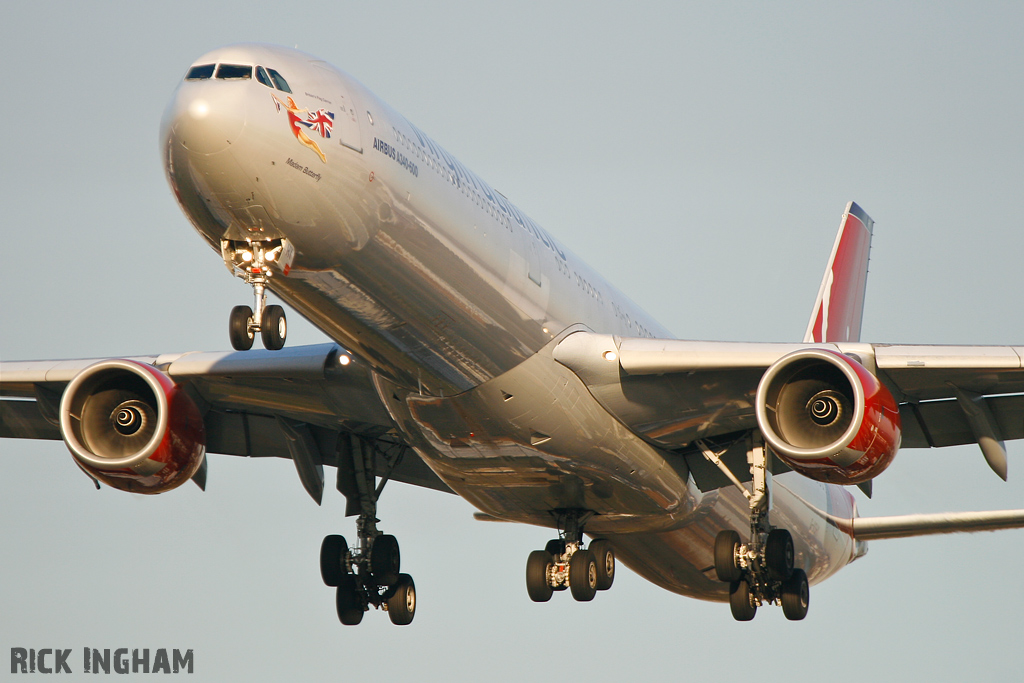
[255,66,273,88]
[185,64,215,80]
[267,68,292,93]
[215,64,252,80]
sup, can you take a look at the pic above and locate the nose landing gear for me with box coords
[222,239,292,351]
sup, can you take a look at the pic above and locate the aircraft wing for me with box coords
[552,332,1024,479]
[0,343,450,498]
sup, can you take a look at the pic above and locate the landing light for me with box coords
[266,251,276,262]
[603,351,617,362]
[241,251,253,262]
[188,99,209,120]
[338,354,351,366]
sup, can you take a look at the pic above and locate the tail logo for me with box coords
[804,202,873,344]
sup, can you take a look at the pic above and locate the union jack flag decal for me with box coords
[305,109,334,139]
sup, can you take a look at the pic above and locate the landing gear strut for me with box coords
[525,509,616,603]
[222,239,291,351]
[319,435,417,626]
[700,433,809,621]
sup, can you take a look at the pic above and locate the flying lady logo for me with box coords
[272,94,334,163]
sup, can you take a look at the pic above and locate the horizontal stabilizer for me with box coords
[852,509,1024,540]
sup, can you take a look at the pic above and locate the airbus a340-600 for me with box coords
[4,44,1024,624]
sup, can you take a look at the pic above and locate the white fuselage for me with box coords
[162,43,860,601]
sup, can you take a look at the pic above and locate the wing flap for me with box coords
[876,345,1024,400]
[899,395,1024,448]
[0,399,61,440]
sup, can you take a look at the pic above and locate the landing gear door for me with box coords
[311,63,363,154]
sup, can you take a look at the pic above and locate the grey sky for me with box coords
[2,2,1023,680]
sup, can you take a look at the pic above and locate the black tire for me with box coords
[261,304,287,350]
[336,574,364,625]
[589,539,615,590]
[569,549,598,602]
[387,574,416,625]
[319,534,348,587]
[229,305,254,351]
[781,568,809,621]
[526,550,554,602]
[371,534,400,587]
[544,538,566,557]
[729,579,757,621]
[766,528,795,581]
[714,530,742,583]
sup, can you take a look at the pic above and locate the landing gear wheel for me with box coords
[320,534,348,587]
[526,550,554,602]
[229,305,254,351]
[729,579,757,621]
[589,540,615,590]
[371,534,400,587]
[387,574,416,625]
[714,530,742,583]
[781,568,809,621]
[336,574,364,625]
[261,304,287,350]
[569,548,598,602]
[545,539,569,591]
[766,528,795,581]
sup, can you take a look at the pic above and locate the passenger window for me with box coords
[185,64,215,80]
[256,66,273,88]
[267,69,292,93]
[215,64,252,80]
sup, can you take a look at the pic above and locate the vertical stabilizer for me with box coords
[803,202,874,343]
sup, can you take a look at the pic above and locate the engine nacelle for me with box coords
[59,359,206,494]
[755,348,900,485]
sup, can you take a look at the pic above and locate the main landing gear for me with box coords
[525,510,616,603]
[699,434,810,621]
[319,526,416,626]
[715,527,808,621]
[319,435,417,626]
[223,239,292,351]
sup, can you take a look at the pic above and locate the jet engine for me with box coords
[755,348,900,485]
[59,359,206,493]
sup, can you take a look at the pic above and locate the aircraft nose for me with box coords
[163,81,247,155]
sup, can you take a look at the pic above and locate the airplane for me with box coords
[3,42,1024,625]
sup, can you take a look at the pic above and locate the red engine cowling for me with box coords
[58,359,206,494]
[754,349,900,485]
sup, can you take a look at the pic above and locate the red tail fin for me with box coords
[803,202,874,343]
